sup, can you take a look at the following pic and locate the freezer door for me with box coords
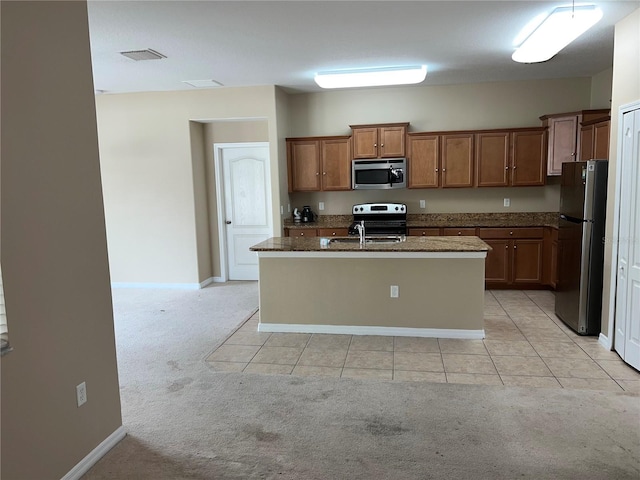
[559,162,587,220]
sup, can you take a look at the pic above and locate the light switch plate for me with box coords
[419,200,426,209]
[390,285,399,298]
[503,198,510,207]
[319,202,325,211]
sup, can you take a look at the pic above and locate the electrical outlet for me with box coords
[390,285,399,298]
[419,200,426,209]
[280,205,284,215]
[319,202,325,211]
[503,198,511,207]
[76,382,87,407]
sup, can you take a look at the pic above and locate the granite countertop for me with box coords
[283,212,559,229]
[251,236,491,253]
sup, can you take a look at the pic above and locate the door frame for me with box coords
[213,142,271,282]
[606,100,640,347]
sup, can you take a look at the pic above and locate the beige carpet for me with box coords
[82,282,640,479]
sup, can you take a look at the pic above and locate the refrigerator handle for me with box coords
[560,214,567,220]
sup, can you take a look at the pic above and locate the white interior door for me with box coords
[219,144,272,281]
[614,108,640,370]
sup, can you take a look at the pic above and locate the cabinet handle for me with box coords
[571,152,576,156]
[435,168,439,172]
[505,166,509,170]
[316,172,319,176]
[442,168,446,172]
[332,232,336,236]
[381,143,384,147]
[513,166,517,170]
[374,143,377,147]
[458,231,462,235]
[514,245,517,249]
[505,245,508,249]
[323,172,326,175]
[510,231,513,235]
[422,232,426,236]
[300,232,304,236]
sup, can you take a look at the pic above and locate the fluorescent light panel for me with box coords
[314,65,427,89]
[512,5,603,63]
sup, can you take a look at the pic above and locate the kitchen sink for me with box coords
[328,235,405,245]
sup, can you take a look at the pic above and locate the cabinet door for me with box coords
[441,134,474,188]
[593,121,610,159]
[321,138,352,190]
[512,239,543,284]
[547,115,579,176]
[289,140,320,191]
[407,135,439,188]
[484,239,510,285]
[408,228,440,236]
[512,129,546,186]
[379,126,406,158]
[476,132,510,187]
[580,125,594,160]
[352,127,379,159]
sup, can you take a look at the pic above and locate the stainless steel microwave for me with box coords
[352,158,406,190]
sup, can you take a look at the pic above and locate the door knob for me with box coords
[226,221,231,224]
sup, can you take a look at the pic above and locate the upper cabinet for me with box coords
[407,132,474,188]
[540,109,609,175]
[580,116,610,161]
[287,136,352,192]
[409,128,546,189]
[351,123,408,159]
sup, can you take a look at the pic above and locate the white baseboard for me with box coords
[199,277,215,288]
[213,276,225,283]
[258,323,485,339]
[111,282,203,290]
[598,333,612,350]
[61,426,126,480]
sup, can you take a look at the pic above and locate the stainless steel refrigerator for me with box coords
[555,160,608,335]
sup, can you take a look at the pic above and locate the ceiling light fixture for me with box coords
[314,65,427,89]
[512,5,603,63]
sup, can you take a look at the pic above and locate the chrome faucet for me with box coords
[355,220,366,245]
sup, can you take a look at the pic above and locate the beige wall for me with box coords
[601,7,640,338]
[287,77,593,215]
[1,2,122,478]
[190,121,212,283]
[95,87,281,285]
[203,120,269,278]
[590,68,614,109]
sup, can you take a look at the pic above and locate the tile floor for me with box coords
[206,290,640,392]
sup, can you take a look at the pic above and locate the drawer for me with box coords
[317,228,349,237]
[408,227,441,236]
[477,227,544,239]
[442,228,477,236]
[286,228,317,237]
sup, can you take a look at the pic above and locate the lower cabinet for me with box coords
[285,228,318,237]
[316,228,349,237]
[478,228,544,288]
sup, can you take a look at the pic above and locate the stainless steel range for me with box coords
[348,203,407,236]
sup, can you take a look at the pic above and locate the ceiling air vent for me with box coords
[120,49,166,61]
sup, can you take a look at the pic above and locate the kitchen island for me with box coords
[250,236,491,339]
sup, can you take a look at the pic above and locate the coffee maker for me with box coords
[300,206,316,223]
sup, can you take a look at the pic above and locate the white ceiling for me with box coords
[87,1,640,94]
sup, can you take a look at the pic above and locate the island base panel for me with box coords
[257,257,484,335]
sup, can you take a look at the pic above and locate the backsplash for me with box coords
[289,181,561,216]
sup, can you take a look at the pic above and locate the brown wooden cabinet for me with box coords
[475,128,546,187]
[408,227,441,236]
[479,227,544,288]
[581,118,610,160]
[541,113,580,176]
[287,136,351,192]
[316,228,349,237]
[511,128,546,186]
[407,134,439,188]
[475,131,510,187]
[442,228,476,236]
[441,133,474,188]
[543,227,559,288]
[351,123,408,159]
[285,228,318,237]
